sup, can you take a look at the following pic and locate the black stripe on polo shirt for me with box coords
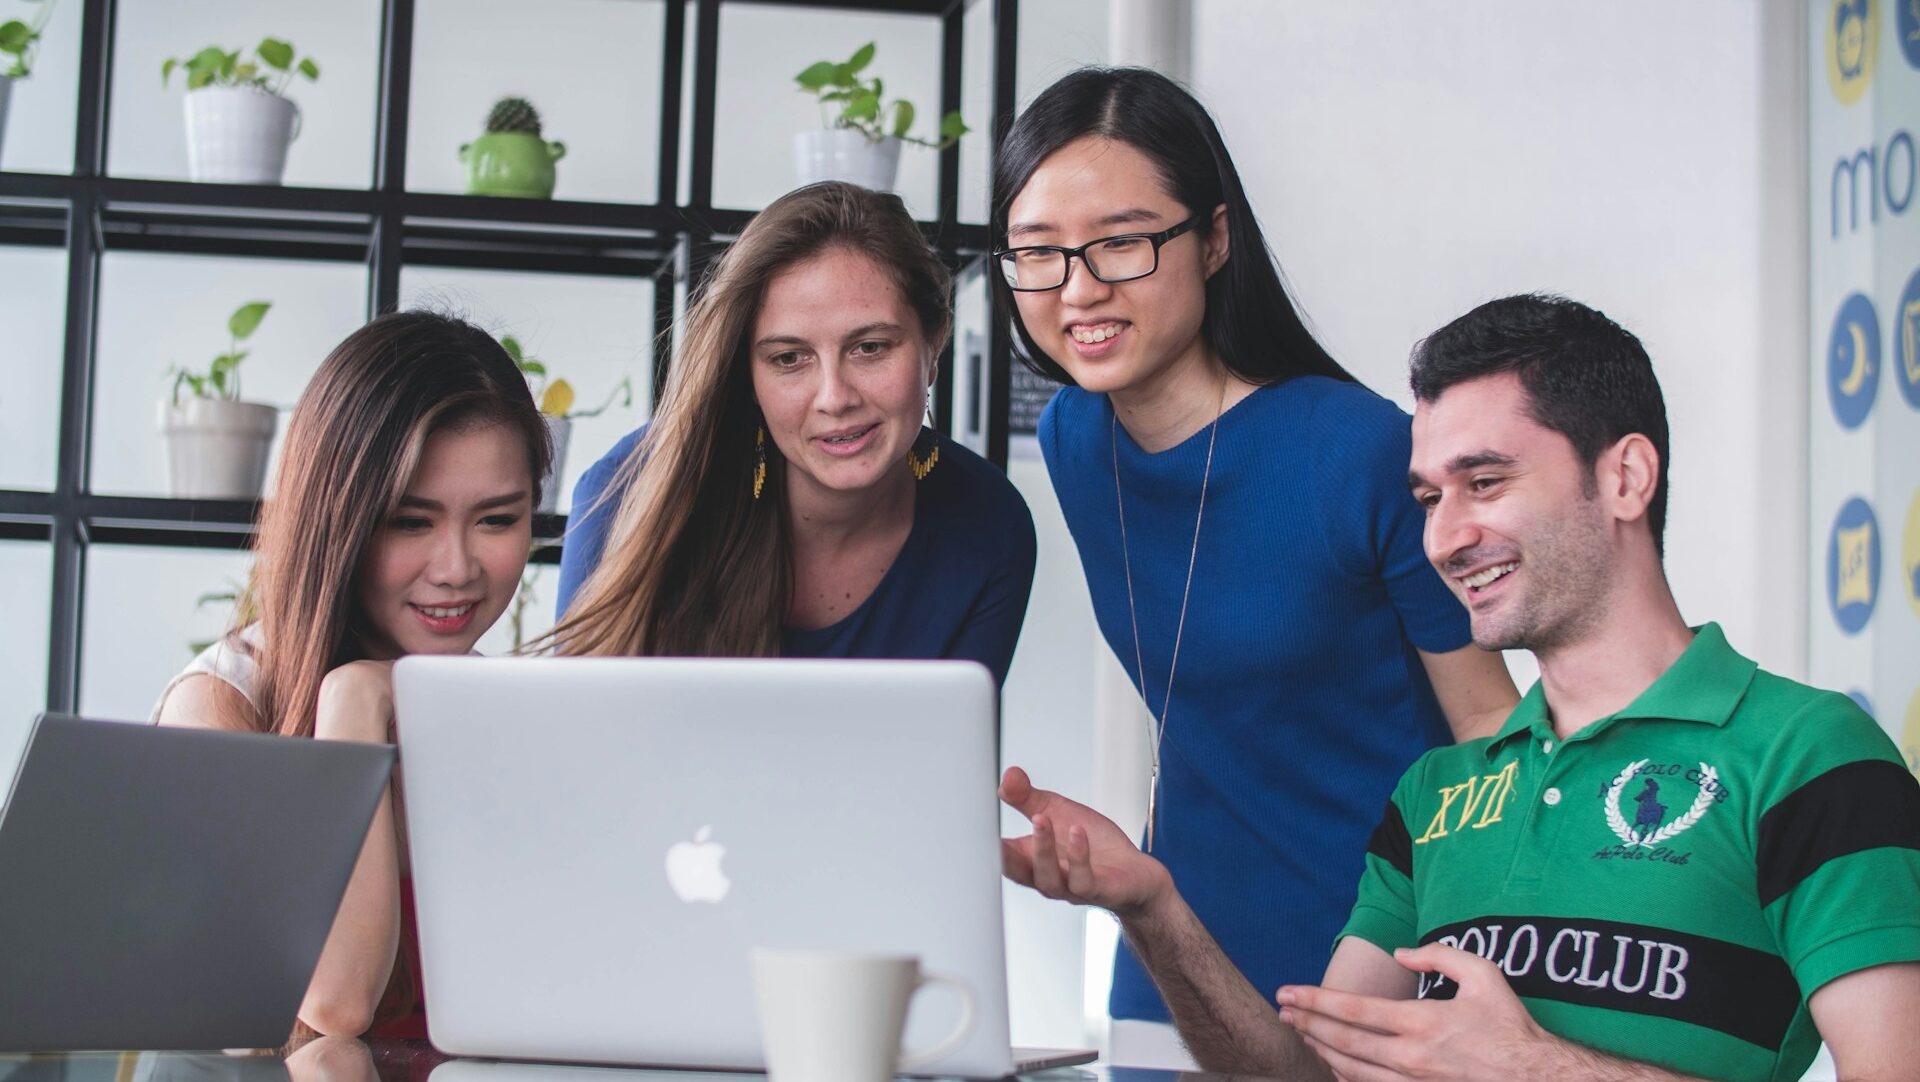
[1416,915,1800,1051]
[1756,759,1920,908]
[1365,799,1413,879]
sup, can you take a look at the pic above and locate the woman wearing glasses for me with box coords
[550,182,1036,686]
[990,69,1518,1067]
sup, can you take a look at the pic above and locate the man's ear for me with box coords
[1599,433,1660,526]
[1203,203,1230,279]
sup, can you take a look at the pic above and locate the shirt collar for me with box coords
[1484,623,1758,758]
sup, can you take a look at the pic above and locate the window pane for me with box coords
[0,0,82,174]
[0,541,52,774]
[408,0,666,204]
[81,544,254,724]
[0,244,66,491]
[107,0,380,188]
[90,251,369,497]
[398,265,655,517]
[712,3,942,217]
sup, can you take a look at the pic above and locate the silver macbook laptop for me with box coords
[393,657,1095,1078]
[0,714,394,1052]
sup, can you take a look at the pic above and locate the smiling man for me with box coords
[1000,294,1920,1081]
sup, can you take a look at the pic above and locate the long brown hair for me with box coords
[243,311,550,738]
[550,182,951,658]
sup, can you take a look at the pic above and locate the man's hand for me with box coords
[1277,944,1553,1082]
[998,766,1173,918]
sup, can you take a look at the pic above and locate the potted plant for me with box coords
[0,0,57,159]
[460,97,566,199]
[162,38,319,185]
[500,335,631,512]
[793,42,967,193]
[159,301,280,500]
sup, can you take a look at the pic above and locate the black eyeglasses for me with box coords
[994,214,1205,292]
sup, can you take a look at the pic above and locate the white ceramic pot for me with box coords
[792,129,902,193]
[158,398,279,499]
[0,76,13,162]
[183,87,300,185]
[540,414,571,513]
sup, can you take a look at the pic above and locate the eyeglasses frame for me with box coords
[993,213,1208,293]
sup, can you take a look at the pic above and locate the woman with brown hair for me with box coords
[151,310,551,1037]
[553,182,1036,683]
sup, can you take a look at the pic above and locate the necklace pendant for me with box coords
[1145,766,1159,854]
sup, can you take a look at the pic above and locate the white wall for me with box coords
[1192,0,1810,682]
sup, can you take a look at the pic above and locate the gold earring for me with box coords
[906,430,939,482]
[752,426,767,500]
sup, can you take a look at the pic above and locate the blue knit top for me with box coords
[556,426,1038,688]
[1039,376,1471,1022]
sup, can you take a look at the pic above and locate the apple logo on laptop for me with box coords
[666,825,731,903]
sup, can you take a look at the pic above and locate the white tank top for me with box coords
[148,624,265,724]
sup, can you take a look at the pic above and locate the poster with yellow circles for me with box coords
[1809,0,1920,757]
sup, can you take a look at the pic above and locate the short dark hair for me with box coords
[1409,294,1671,556]
[990,66,1353,388]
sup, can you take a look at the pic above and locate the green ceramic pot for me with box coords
[459,132,566,199]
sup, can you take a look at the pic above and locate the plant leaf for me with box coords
[891,100,915,138]
[187,69,213,90]
[256,38,293,71]
[228,301,270,340]
[795,60,837,91]
[218,49,238,80]
[940,111,969,140]
[190,45,226,71]
[233,62,257,80]
[828,62,856,88]
[846,41,875,74]
[499,335,523,363]
[297,57,319,80]
[539,379,575,416]
[844,89,879,121]
[161,57,178,83]
[818,89,851,103]
[520,359,546,378]
[0,21,31,51]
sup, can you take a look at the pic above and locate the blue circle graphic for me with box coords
[1827,497,1882,634]
[1896,266,1920,411]
[1828,292,1882,430]
[1847,689,1877,718]
[1901,0,1920,68]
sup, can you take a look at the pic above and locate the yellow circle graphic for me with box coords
[1906,488,1920,618]
[1829,0,1879,105]
[1905,686,1920,781]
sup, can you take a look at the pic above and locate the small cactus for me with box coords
[486,97,542,137]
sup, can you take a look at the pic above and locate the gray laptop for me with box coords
[393,657,1096,1078]
[0,714,395,1052]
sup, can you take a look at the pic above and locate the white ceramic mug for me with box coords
[750,948,975,1082]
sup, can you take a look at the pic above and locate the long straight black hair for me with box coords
[991,66,1355,388]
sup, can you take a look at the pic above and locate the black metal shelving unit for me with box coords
[0,0,1023,715]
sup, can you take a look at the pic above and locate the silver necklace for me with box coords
[1112,385,1223,854]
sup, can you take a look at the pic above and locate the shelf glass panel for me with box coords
[106,0,381,189]
[0,0,82,176]
[90,250,370,497]
[0,242,66,491]
[0,540,52,774]
[398,264,656,516]
[78,542,252,724]
[711,2,942,218]
[407,0,667,205]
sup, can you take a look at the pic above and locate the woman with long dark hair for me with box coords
[551,182,1035,682]
[152,311,551,1037]
[990,68,1518,1065]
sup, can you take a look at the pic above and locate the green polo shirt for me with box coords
[1338,624,1920,1082]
